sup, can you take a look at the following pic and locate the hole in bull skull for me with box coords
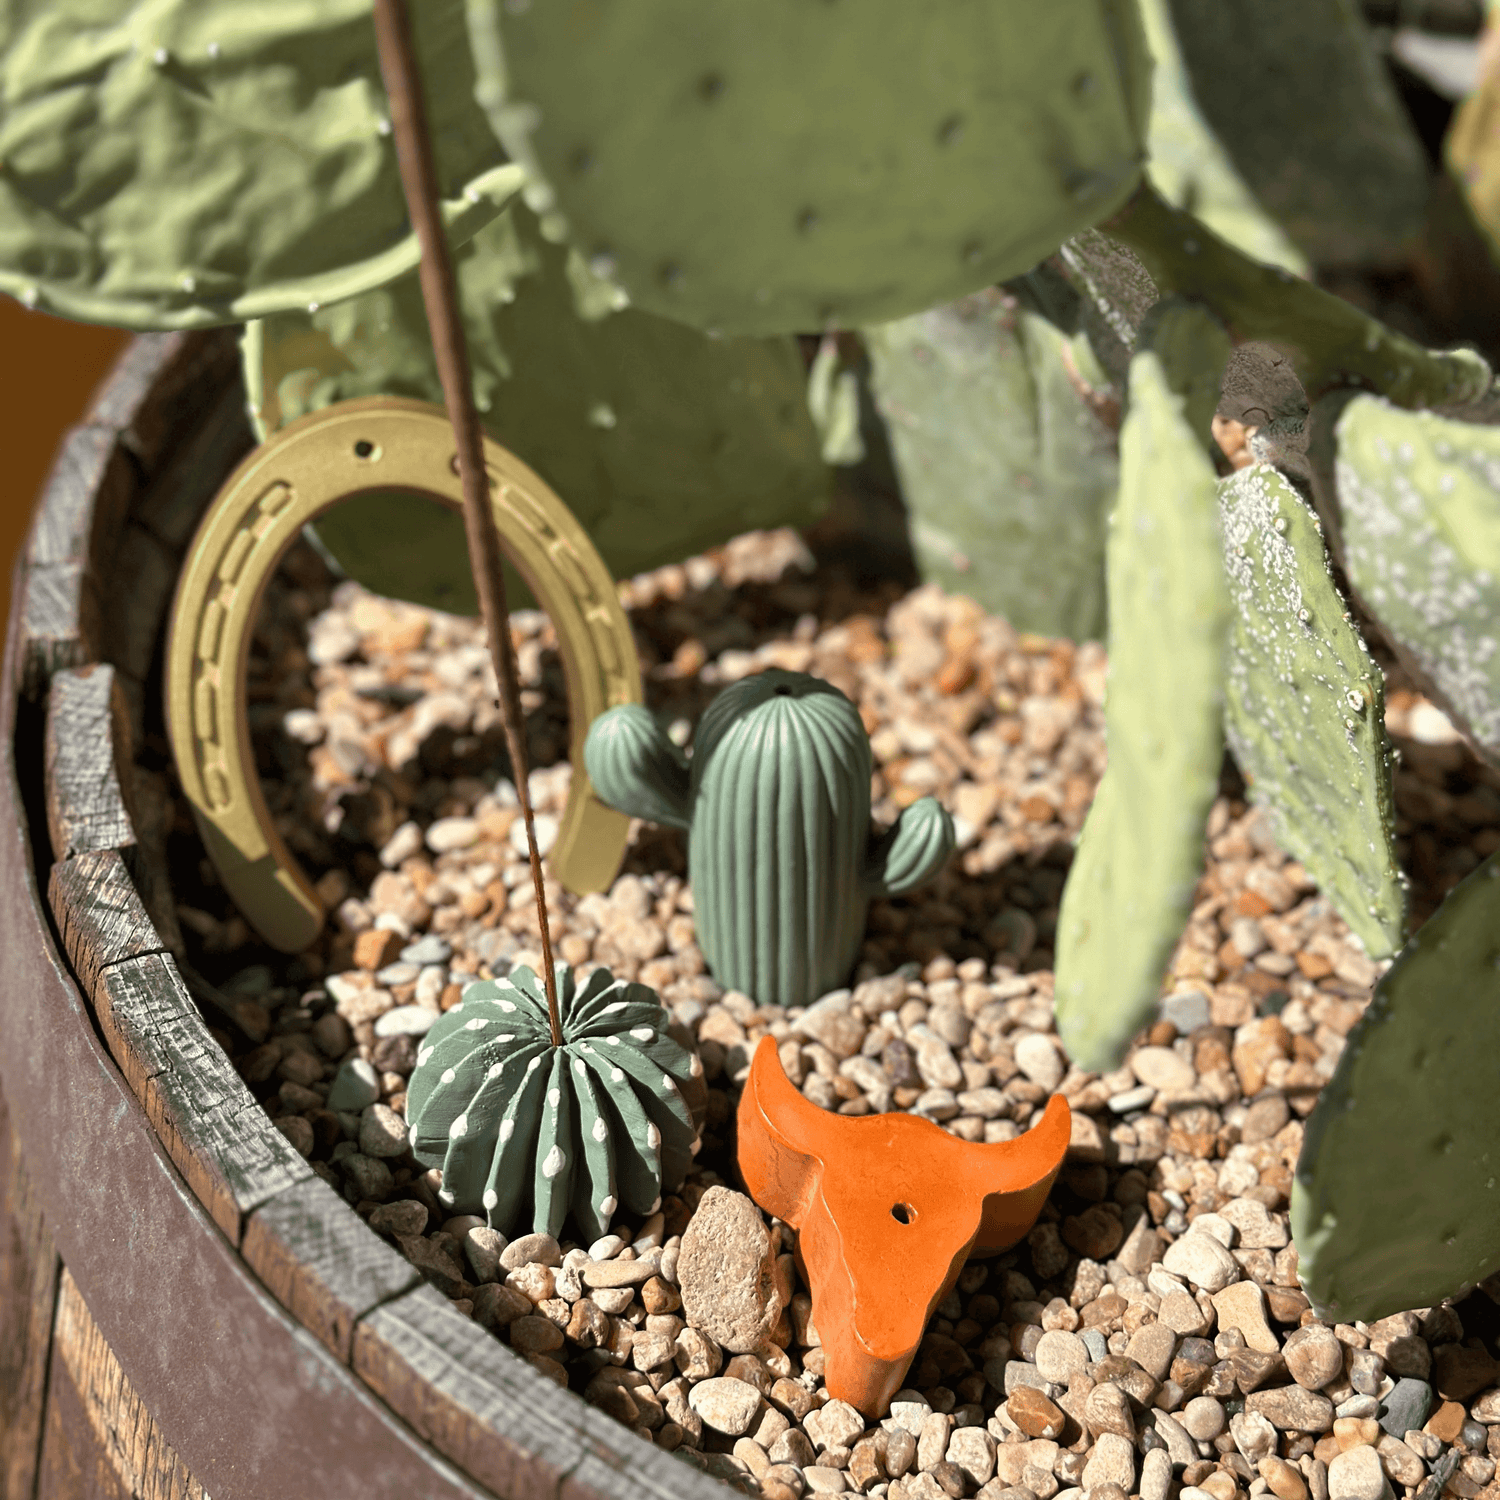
[891,1202,915,1225]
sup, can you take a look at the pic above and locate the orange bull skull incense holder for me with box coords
[737,1035,1072,1416]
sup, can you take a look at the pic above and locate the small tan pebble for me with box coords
[641,1275,680,1314]
[565,1298,610,1347]
[917,1410,953,1470]
[508,1314,564,1355]
[945,1427,997,1486]
[1374,1436,1424,1489]
[849,1436,887,1489]
[1007,1387,1066,1439]
[368,1199,428,1237]
[1333,1417,1381,1451]
[723,1354,773,1394]
[1213,1282,1279,1354]
[471,1282,530,1329]
[1282,1325,1343,1390]
[591,1286,633,1314]
[273,1116,314,1156]
[733,1438,771,1479]
[1324,1444,1388,1500]
[674,1325,722,1380]
[1182,1397,1227,1442]
[768,1376,816,1421]
[500,1232,561,1270]
[811,1398,866,1450]
[355,928,404,970]
[277,1049,325,1087]
[760,1482,801,1500]
[359,1102,409,1158]
[885,1428,917,1478]
[1090,1485,1129,1500]
[1083,1433,1138,1491]
[505,1262,555,1304]
[769,1427,817,1469]
[687,1376,762,1436]
[1085,1381,1136,1440]
[803,1466,848,1493]
[1198,1471,1237,1500]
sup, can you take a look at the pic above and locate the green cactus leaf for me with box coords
[404,964,701,1238]
[1161,0,1429,268]
[0,0,518,329]
[466,0,1149,336]
[246,201,829,605]
[864,289,1118,641]
[1292,851,1500,1322]
[1329,395,1500,762]
[1055,303,1232,1073]
[584,705,692,832]
[1218,465,1405,958]
[1135,0,1309,276]
[808,338,866,468]
[870,797,958,900]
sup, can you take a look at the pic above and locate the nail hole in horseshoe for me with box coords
[891,1202,915,1225]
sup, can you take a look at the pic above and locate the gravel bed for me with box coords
[153,527,1500,1500]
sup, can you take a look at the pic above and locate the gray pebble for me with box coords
[1379,1378,1433,1438]
[1140,1448,1172,1500]
[360,1103,410,1158]
[1080,1328,1109,1364]
[401,934,454,966]
[375,962,421,988]
[1161,990,1211,1033]
[326,1056,381,1111]
[373,1004,439,1038]
[337,1152,392,1201]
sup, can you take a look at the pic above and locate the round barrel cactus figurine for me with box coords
[585,669,955,1008]
[405,963,705,1239]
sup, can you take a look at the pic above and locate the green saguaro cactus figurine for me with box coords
[585,670,955,1007]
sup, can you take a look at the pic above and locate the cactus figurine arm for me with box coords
[867,796,956,898]
[583,704,692,831]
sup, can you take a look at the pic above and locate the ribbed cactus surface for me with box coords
[586,671,954,1007]
[405,964,703,1240]
[467,0,1149,336]
[1219,464,1405,958]
[1293,850,1500,1323]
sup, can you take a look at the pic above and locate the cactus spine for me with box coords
[585,671,955,1007]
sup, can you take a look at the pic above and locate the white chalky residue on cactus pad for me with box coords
[1336,399,1500,752]
[542,1145,566,1178]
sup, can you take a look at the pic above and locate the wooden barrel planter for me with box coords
[0,331,722,1500]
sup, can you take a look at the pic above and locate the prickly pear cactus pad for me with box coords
[1218,465,1405,959]
[405,965,704,1240]
[1162,0,1429,268]
[245,203,828,601]
[1055,303,1231,1073]
[1332,396,1500,762]
[467,0,1150,336]
[585,670,955,1007]
[0,0,518,329]
[1292,851,1500,1322]
[1134,0,1309,276]
[864,289,1116,642]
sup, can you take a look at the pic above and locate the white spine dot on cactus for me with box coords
[403,962,705,1240]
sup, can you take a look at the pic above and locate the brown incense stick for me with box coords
[371,0,562,1047]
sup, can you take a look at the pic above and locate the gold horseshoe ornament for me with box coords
[166,396,644,954]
